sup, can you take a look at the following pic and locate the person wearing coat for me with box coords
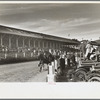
[85,41,92,60]
[67,52,71,68]
[59,54,65,75]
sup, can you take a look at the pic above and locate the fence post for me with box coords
[31,52,33,57]
[23,52,25,57]
[54,59,57,72]
[15,53,18,58]
[51,61,55,74]
[4,53,7,59]
[46,61,56,82]
[48,64,53,74]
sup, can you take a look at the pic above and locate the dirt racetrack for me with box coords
[0,61,48,82]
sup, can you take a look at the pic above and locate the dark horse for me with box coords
[38,51,54,72]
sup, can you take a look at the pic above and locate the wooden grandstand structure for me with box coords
[0,25,80,61]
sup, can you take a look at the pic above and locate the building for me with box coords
[0,25,80,51]
[0,25,80,60]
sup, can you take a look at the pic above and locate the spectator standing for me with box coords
[67,52,71,68]
[71,52,76,68]
[80,41,86,59]
[90,45,96,60]
[59,54,65,75]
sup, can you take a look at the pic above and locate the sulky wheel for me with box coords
[74,70,87,82]
[88,76,100,82]
[66,69,75,82]
[86,72,100,82]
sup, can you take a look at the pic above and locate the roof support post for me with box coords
[42,41,44,48]
[55,42,57,49]
[16,36,22,48]
[38,40,40,48]
[56,43,58,49]
[29,39,31,48]
[28,37,33,48]
[59,43,61,50]
[46,41,48,49]
[0,34,6,46]
[50,41,52,48]
[0,34,3,46]
[9,35,11,49]
[54,42,55,49]
[34,39,35,48]
[16,37,19,48]
[22,37,26,47]
[53,42,54,49]
[23,39,24,47]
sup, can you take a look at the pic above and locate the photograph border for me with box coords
[0,1,100,99]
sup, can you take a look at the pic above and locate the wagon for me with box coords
[74,53,100,82]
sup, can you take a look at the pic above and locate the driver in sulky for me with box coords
[90,45,98,60]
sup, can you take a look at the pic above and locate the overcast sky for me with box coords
[0,3,100,40]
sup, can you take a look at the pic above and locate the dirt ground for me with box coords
[0,61,48,82]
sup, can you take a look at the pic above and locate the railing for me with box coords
[0,51,39,64]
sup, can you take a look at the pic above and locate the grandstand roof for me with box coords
[0,25,80,45]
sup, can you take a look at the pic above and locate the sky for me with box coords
[0,3,100,41]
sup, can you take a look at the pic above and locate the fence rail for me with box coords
[0,52,39,64]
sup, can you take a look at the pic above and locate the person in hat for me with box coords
[90,45,99,60]
[80,41,86,59]
[85,41,92,60]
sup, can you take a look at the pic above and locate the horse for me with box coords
[38,51,54,72]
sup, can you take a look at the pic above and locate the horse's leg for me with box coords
[46,64,48,73]
[39,60,43,72]
[38,61,40,67]
[39,64,42,72]
[42,63,44,70]
[38,59,42,67]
